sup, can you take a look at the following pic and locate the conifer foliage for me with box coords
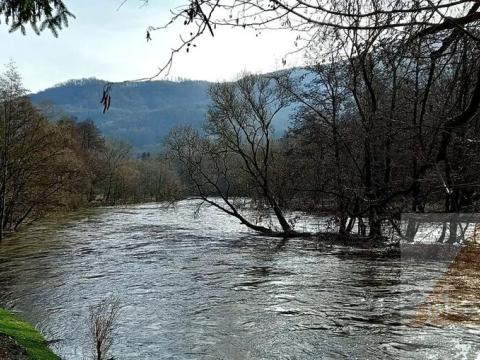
[0,0,74,36]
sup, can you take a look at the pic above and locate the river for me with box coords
[0,200,479,359]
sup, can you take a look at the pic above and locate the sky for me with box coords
[0,0,301,92]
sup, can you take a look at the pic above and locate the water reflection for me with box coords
[0,201,478,359]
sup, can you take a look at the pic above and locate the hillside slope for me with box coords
[31,78,212,152]
[30,77,293,152]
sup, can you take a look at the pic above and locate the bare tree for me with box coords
[102,140,132,204]
[0,62,24,242]
[168,74,308,236]
[0,63,84,238]
[89,297,121,360]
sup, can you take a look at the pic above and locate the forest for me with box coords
[159,0,480,240]
[0,64,182,241]
[167,46,480,239]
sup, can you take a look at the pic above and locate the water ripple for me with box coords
[0,200,478,359]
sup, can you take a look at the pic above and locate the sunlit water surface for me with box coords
[0,200,479,359]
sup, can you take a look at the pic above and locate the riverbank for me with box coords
[0,308,59,360]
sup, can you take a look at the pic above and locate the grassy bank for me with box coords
[0,308,59,360]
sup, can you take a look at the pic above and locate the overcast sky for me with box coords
[0,0,300,92]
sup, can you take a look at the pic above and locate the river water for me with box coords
[0,200,479,359]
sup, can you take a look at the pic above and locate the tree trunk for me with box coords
[271,201,291,233]
[0,104,8,243]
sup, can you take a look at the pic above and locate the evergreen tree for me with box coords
[0,0,74,36]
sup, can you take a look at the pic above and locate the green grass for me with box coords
[0,308,60,360]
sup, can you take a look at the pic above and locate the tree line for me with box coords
[0,63,181,241]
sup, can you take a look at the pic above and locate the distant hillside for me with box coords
[30,77,293,152]
[30,78,213,152]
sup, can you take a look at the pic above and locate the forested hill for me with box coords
[29,78,212,152]
[30,77,292,152]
